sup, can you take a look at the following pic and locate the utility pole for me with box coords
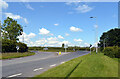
[22,26,27,43]
[90,17,98,54]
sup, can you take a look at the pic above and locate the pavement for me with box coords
[1,51,89,78]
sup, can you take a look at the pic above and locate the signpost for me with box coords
[64,44,68,53]
[16,46,19,53]
[90,44,92,55]
[73,48,75,51]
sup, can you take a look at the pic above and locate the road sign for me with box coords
[16,46,19,53]
[89,44,92,55]
[64,45,68,48]
[73,48,75,51]
[90,44,92,48]
[16,46,19,50]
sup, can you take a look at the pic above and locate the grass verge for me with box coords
[0,52,35,60]
[33,52,118,77]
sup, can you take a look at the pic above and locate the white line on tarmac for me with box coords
[61,62,65,64]
[33,68,43,72]
[50,64,56,67]
[8,73,22,78]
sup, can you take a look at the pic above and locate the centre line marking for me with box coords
[8,73,22,78]
[33,68,43,72]
[50,64,56,67]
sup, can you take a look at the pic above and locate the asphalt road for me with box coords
[2,51,89,78]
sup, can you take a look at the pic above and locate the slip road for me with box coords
[2,51,89,77]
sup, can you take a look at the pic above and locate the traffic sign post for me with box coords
[90,44,92,55]
[16,46,19,53]
[64,44,68,53]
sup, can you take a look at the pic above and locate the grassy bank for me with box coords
[0,52,35,60]
[34,52,118,77]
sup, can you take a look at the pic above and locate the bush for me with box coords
[2,39,28,53]
[17,42,28,52]
[2,39,17,53]
[103,46,120,58]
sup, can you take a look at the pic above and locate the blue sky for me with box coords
[1,1,118,47]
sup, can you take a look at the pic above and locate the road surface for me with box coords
[1,51,89,78]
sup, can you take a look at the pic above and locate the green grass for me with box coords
[0,52,35,60]
[34,52,118,77]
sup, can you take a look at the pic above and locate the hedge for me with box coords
[103,46,120,58]
[2,39,28,53]
[17,42,28,52]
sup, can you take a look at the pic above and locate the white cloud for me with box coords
[39,28,53,35]
[70,26,83,32]
[75,5,93,13]
[60,40,70,45]
[4,13,28,24]
[0,0,8,9]
[34,38,47,46]
[65,33,69,36]
[23,18,28,24]
[65,2,73,5]
[84,43,90,47]
[27,33,36,38]
[65,1,81,5]
[54,23,59,26]
[26,4,34,10]
[18,32,36,46]
[5,13,21,19]
[74,39,83,43]
[47,37,59,44]
[94,25,98,28]
[58,35,64,39]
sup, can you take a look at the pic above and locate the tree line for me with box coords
[99,28,120,58]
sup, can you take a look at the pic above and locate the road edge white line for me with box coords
[50,64,56,67]
[61,62,65,64]
[33,68,43,72]
[8,73,22,78]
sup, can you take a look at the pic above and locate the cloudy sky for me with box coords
[1,0,118,47]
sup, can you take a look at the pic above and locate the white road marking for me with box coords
[61,62,65,64]
[8,73,22,78]
[33,68,43,72]
[50,64,56,67]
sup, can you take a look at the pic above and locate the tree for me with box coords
[99,28,120,47]
[62,43,64,48]
[2,17,23,41]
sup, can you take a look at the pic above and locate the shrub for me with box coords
[2,39,17,53]
[2,39,28,53]
[103,46,120,58]
[17,42,28,52]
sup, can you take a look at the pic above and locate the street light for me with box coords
[90,16,98,54]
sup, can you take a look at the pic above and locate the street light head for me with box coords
[90,17,96,18]
[90,17,94,18]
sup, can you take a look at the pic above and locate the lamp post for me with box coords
[90,17,98,54]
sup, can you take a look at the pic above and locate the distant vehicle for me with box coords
[43,47,48,50]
